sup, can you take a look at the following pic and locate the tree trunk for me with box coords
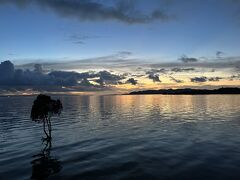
[47,117,52,138]
[43,119,49,138]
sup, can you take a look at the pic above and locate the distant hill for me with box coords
[129,87,240,95]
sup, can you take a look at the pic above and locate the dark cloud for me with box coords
[235,65,240,72]
[190,76,223,83]
[95,77,104,86]
[148,74,161,82]
[48,71,80,86]
[179,55,198,63]
[49,70,98,81]
[208,77,223,81]
[169,76,183,83]
[97,70,125,85]
[190,76,208,83]
[79,78,94,87]
[0,61,55,86]
[171,67,195,72]
[145,69,162,82]
[0,61,15,85]
[230,74,240,80]
[49,70,125,86]
[34,64,43,73]
[0,0,172,24]
[216,51,225,58]
[0,61,126,91]
[146,68,167,75]
[125,78,137,85]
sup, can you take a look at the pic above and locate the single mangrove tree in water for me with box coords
[31,94,63,140]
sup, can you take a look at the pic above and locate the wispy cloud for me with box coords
[67,34,101,44]
[169,76,183,83]
[16,53,240,83]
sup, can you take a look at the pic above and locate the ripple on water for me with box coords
[0,95,240,179]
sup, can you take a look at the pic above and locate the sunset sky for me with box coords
[0,0,240,94]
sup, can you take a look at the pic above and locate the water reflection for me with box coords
[31,140,62,179]
[1,95,240,179]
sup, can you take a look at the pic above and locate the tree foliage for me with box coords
[31,94,62,140]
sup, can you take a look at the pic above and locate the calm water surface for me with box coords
[0,95,240,179]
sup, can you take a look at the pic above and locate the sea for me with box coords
[0,95,240,180]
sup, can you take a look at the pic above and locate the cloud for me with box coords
[0,0,172,24]
[150,57,240,70]
[190,76,208,83]
[145,67,196,76]
[169,76,183,83]
[208,77,222,81]
[146,68,168,75]
[230,74,240,80]
[0,61,55,86]
[0,60,128,92]
[95,77,104,86]
[18,52,240,74]
[179,55,198,63]
[68,34,101,44]
[48,71,81,86]
[49,70,126,86]
[216,51,225,58]
[145,69,161,82]
[33,64,44,73]
[131,74,145,78]
[190,76,223,83]
[0,61,15,85]
[118,51,133,57]
[236,66,240,72]
[171,67,195,72]
[148,74,161,82]
[79,78,94,87]
[125,78,137,85]
[49,70,98,80]
[97,70,125,85]
[36,51,136,70]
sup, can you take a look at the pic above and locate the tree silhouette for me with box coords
[31,94,62,141]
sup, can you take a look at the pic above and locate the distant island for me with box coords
[129,87,240,95]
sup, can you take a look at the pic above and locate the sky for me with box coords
[0,0,240,94]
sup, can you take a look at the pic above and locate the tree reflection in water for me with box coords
[31,140,62,179]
